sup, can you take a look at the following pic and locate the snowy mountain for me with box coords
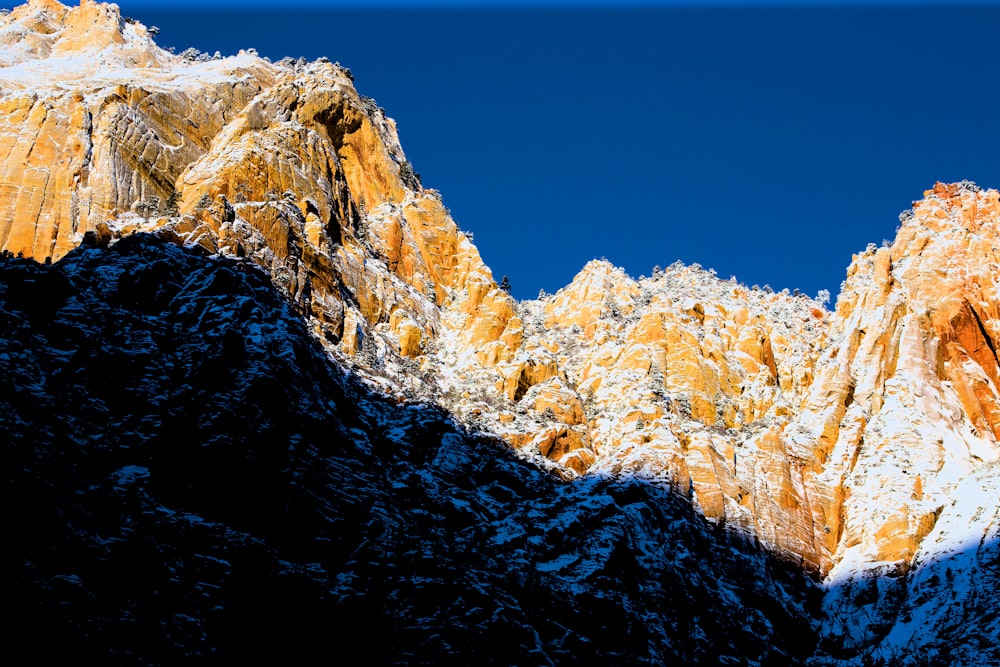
[1,1,999,664]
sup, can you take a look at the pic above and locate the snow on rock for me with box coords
[0,236,819,664]
[2,2,1000,663]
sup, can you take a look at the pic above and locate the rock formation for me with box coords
[3,2,1000,663]
[0,234,823,665]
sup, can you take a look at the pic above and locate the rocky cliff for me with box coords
[2,1,1000,664]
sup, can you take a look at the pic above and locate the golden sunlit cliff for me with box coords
[3,0,1000,586]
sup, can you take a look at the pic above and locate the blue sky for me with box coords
[124,1,1000,6]
[121,2,1000,300]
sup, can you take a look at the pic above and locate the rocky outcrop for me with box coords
[798,183,1000,574]
[487,182,1000,585]
[0,0,516,385]
[3,5,1000,662]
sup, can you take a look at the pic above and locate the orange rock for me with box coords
[5,1,1000,581]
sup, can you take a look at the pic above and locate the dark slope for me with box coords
[0,236,818,665]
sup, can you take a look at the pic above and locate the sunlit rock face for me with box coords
[806,183,1000,663]
[0,0,517,399]
[478,182,1000,584]
[3,0,1000,615]
[805,183,1000,577]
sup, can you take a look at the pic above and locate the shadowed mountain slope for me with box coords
[0,236,819,665]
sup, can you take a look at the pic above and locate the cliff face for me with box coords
[3,2,1000,663]
[0,0,511,373]
[805,183,1000,571]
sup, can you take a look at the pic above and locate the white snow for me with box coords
[110,464,149,485]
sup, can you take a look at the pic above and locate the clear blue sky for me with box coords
[119,2,1000,300]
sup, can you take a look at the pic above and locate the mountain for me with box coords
[1,233,820,665]
[1,1,999,664]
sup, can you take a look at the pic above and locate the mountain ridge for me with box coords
[2,1,1000,663]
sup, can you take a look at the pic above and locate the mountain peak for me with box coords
[0,0,159,68]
